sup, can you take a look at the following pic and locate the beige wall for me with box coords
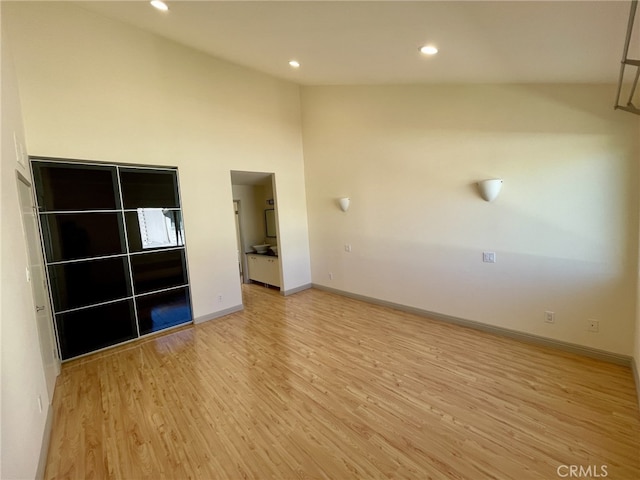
[301,84,640,355]
[4,2,312,320]
[1,8,54,478]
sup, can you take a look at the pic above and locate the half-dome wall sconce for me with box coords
[338,197,351,212]
[477,179,503,202]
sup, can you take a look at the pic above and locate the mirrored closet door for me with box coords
[32,159,192,360]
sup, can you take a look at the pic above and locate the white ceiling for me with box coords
[78,0,639,85]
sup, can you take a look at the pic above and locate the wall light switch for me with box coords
[344,244,352,253]
[483,252,496,263]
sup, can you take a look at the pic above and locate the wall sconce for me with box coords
[338,197,350,212]
[477,179,503,202]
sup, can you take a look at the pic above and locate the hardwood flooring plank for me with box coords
[45,285,640,479]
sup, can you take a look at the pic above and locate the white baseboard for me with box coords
[312,284,633,367]
[35,403,54,480]
[281,283,312,296]
[193,304,243,324]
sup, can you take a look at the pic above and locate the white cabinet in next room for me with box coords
[247,254,280,288]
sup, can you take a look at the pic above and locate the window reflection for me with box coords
[131,208,184,250]
[126,209,184,252]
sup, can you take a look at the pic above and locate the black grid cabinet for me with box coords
[33,160,192,360]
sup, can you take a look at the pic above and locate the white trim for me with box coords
[135,284,189,298]
[117,164,177,172]
[35,404,54,480]
[116,165,140,337]
[281,283,312,296]
[37,208,182,215]
[47,253,128,266]
[38,209,122,214]
[193,304,244,324]
[30,156,178,171]
[124,207,181,212]
[55,296,134,315]
[173,167,194,323]
[46,246,187,265]
[129,246,185,256]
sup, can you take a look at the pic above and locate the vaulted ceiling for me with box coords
[77,1,639,85]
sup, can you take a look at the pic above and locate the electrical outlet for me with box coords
[328,272,333,280]
[544,311,555,323]
[588,319,599,332]
[482,251,496,263]
[217,295,223,303]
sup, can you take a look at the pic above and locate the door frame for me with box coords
[16,171,60,401]
[233,199,248,283]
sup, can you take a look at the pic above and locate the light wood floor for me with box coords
[45,285,640,479]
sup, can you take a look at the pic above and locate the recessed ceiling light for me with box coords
[420,45,438,55]
[150,1,169,12]
[289,60,301,68]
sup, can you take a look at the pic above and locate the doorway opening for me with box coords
[230,171,281,292]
